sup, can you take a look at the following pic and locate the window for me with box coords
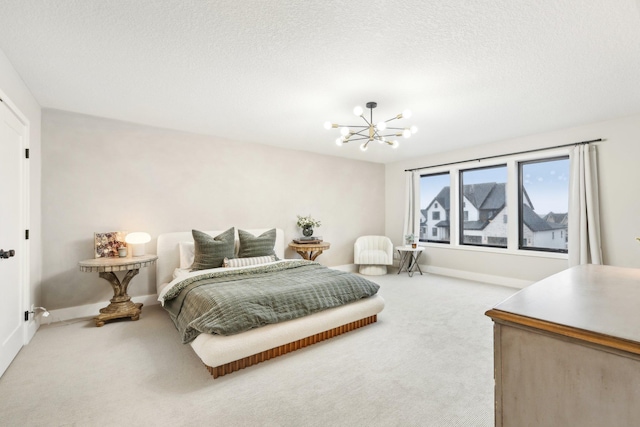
[414,148,571,257]
[519,157,569,253]
[460,165,508,248]
[419,172,450,243]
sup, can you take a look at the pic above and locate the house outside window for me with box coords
[519,157,569,253]
[416,147,571,257]
[419,172,450,243]
[460,165,508,248]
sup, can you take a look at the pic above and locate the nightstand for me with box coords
[79,254,158,327]
[288,241,331,261]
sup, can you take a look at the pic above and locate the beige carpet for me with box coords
[0,272,516,427]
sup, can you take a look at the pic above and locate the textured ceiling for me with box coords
[1,0,640,164]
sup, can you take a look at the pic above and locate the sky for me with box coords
[419,158,570,215]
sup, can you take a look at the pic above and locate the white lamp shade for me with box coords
[125,232,151,257]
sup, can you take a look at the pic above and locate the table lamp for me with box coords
[125,232,151,257]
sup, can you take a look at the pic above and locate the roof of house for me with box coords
[542,212,568,224]
[463,220,490,230]
[523,205,567,232]
[426,182,534,213]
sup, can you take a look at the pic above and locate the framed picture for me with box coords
[94,231,127,258]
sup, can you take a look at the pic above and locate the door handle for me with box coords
[0,249,15,259]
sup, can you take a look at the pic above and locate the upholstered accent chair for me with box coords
[354,235,393,275]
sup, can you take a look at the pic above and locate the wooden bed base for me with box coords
[205,314,377,378]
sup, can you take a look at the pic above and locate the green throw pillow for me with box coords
[238,228,277,258]
[190,228,235,271]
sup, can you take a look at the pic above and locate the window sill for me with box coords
[418,242,569,260]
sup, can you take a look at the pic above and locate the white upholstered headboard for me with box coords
[156,228,285,293]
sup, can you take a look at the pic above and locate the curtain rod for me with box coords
[404,138,602,172]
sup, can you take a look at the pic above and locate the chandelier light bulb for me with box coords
[402,109,412,119]
[402,129,412,138]
[377,121,387,131]
[410,125,418,134]
[360,143,368,152]
[335,138,344,146]
[392,140,399,149]
[353,106,364,116]
[324,121,333,130]
[340,127,350,136]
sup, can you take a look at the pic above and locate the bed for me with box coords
[156,228,385,378]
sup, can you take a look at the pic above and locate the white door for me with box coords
[0,99,26,377]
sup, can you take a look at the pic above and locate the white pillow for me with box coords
[179,242,195,269]
[172,267,191,280]
[222,255,277,268]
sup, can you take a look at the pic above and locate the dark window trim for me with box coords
[459,164,508,249]
[518,156,569,254]
[419,171,451,243]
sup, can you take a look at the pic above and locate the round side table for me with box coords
[79,254,158,327]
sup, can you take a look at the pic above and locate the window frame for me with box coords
[518,155,570,254]
[419,171,451,244]
[459,164,508,249]
[414,147,572,260]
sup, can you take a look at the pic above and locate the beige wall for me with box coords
[385,113,640,284]
[42,110,385,310]
[0,49,42,330]
[37,108,640,307]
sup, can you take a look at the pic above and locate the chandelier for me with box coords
[324,101,417,152]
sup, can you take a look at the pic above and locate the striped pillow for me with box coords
[237,228,277,258]
[223,255,277,268]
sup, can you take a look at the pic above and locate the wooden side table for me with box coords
[79,254,158,327]
[396,246,424,277]
[288,241,330,261]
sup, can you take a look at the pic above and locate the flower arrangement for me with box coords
[296,215,321,229]
[405,233,416,245]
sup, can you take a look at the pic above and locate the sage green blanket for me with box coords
[163,260,380,343]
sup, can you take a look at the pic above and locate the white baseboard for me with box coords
[421,265,532,289]
[46,294,160,323]
[335,263,530,288]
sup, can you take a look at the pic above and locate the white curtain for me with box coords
[403,171,420,242]
[568,144,602,266]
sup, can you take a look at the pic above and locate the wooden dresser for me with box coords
[486,264,640,426]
